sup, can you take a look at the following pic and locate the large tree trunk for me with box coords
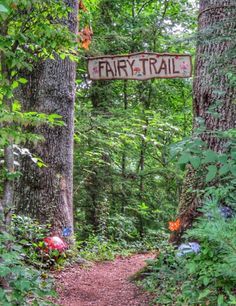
[170,0,236,243]
[14,1,78,234]
[194,0,236,144]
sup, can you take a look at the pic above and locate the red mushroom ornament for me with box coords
[43,236,67,253]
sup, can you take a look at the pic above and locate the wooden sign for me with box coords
[88,52,192,81]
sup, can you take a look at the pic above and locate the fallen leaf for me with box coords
[78,26,93,50]
[79,0,87,12]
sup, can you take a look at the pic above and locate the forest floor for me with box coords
[53,253,156,306]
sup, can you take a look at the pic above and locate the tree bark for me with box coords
[0,20,15,230]
[121,80,128,213]
[14,0,78,234]
[170,0,236,243]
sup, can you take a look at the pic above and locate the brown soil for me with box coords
[54,253,155,306]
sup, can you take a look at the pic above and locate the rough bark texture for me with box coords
[170,0,236,243]
[0,20,15,230]
[14,1,78,234]
[194,0,236,145]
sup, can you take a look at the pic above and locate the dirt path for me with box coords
[54,253,155,306]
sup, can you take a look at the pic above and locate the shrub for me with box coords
[77,235,118,261]
[12,215,71,268]
[140,189,236,305]
[181,193,236,305]
[0,231,55,306]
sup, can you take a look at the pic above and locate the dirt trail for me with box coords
[54,253,155,306]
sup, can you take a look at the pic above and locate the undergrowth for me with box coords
[77,230,165,262]
[0,215,76,305]
[139,188,236,306]
[0,231,56,306]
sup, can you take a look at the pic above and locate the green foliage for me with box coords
[140,193,236,305]
[140,130,236,305]
[140,240,186,305]
[0,105,65,198]
[0,0,74,149]
[74,94,188,239]
[0,0,78,301]
[74,82,192,236]
[0,4,8,13]
[181,194,236,305]
[12,215,50,267]
[11,215,72,269]
[178,192,236,305]
[0,231,55,306]
[0,102,65,147]
[172,126,236,185]
[0,0,75,71]
[0,0,76,204]
[77,235,119,261]
[77,229,166,262]
[74,0,196,259]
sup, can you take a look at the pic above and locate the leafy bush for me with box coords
[107,214,139,241]
[181,193,236,305]
[140,189,236,305]
[11,215,72,268]
[141,126,236,304]
[140,239,186,305]
[12,215,53,268]
[77,229,163,262]
[0,232,55,306]
[77,235,118,261]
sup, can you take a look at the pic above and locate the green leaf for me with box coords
[0,4,8,13]
[19,239,29,245]
[231,151,236,160]
[60,53,66,60]
[230,165,236,176]
[205,165,217,182]
[18,78,28,84]
[0,288,6,300]
[219,164,229,176]
[0,266,11,277]
[187,262,197,273]
[229,294,236,304]
[12,81,19,89]
[203,150,218,163]
[189,156,201,169]
[37,160,46,168]
[218,154,228,163]
[203,277,209,286]
[15,280,31,291]
[178,153,191,164]
[12,101,21,111]
[199,288,211,300]
[217,294,225,306]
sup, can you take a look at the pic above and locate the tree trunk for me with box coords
[14,0,78,234]
[0,20,15,230]
[170,0,236,243]
[194,0,236,145]
[121,80,128,213]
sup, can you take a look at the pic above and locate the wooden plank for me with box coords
[88,52,192,80]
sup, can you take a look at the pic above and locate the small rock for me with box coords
[75,255,90,266]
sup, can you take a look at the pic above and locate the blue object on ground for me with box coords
[62,227,72,237]
[219,206,233,219]
[177,242,200,257]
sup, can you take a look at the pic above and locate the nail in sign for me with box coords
[88,52,192,81]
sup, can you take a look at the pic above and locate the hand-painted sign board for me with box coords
[88,52,192,81]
